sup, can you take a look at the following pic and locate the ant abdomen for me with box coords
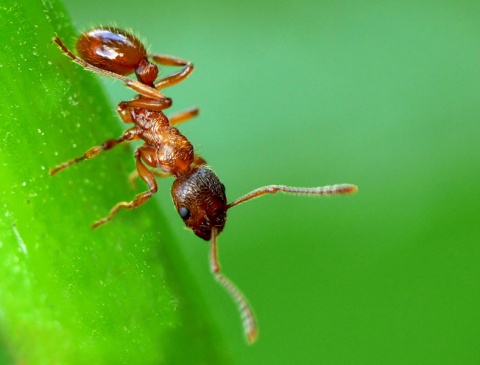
[172,166,228,241]
[77,27,158,86]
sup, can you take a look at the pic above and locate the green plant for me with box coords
[0,1,228,363]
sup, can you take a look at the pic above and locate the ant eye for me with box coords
[179,206,190,220]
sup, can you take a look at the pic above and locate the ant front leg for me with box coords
[91,147,159,229]
[128,152,205,189]
[150,54,194,90]
[50,128,139,175]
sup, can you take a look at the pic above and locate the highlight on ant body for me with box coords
[51,27,358,344]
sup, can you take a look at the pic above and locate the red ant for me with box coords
[51,27,358,344]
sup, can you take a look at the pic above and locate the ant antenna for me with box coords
[211,183,357,343]
[210,228,258,344]
[227,183,358,209]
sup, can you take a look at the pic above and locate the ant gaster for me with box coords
[51,27,358,344]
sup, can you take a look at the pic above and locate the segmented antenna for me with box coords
[227,183,358,209]
[210,229,258,344]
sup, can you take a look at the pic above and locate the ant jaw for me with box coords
[193,223,215,241]
[191,215,226,241]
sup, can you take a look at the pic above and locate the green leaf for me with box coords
[0,1,229,363]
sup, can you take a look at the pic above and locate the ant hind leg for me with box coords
[118,97,173,115]
[169,107,199,126]
[150,54,194,90]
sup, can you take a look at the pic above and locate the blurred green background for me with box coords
[61,0,480,364]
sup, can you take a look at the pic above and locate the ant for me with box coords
[51,27,358,344]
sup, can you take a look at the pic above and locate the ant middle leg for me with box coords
[193,154,207,167]
[50,128,139,175]
[91,148,159,229]
[169,107,199,126]
[128,152,205,188]
[128,167,170,189]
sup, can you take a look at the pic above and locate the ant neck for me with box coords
[135,59,158,87]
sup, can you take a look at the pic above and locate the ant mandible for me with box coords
[51,27,358,344]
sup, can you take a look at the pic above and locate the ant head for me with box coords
[171,166,227,241]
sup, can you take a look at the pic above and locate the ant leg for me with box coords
[193,154,207,167]
[91,148,158,228]
[50,128,139,175]
[169,107,199,126]
[128,152,204,188]
[128,167,170,189]
[116,98,173,125]
[227,184,358,209]
[150,54,194,90]
[53,36,167,101]
[118,97,173,113]
[210,228,258,344]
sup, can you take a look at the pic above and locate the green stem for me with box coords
[0,1,228,363]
